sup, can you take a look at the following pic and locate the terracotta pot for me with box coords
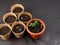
[18,12,32,24]
[26,18,46,39]
[10,4,24,15]
[12,21,25,38]
[0,24,12,40]
[3,12,17,25]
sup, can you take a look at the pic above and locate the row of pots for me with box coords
[0,4,46,40]
[3,12,32,25]
[0,18,46,40]
[0,21,25,40]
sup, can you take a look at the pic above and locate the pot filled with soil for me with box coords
[18,12,32,24]
[3,12,17,25]
[0,24,12,40]
[10,4,24,15]
[12,21,25,38]
[26,18,46,39]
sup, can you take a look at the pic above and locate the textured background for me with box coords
[0,0,60,45]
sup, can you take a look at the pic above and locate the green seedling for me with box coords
[41,24,43,29]
[34,20,37,23]
[16,26,22,31]
[31,23,36,27]
[29,23,33,27]
[29,20,38,27]
[16,26,19,29]
[29,20,43,30]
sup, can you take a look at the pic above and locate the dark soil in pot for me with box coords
[12,24,24,33]
[0,27,10,35]
[28,20,43,33]
[13,7,22,13]
[19,14,30,22]
[5,15,16,23]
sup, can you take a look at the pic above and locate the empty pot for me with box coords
[3,12,17,25]
[0,24,12,40]
[10,4,24,15]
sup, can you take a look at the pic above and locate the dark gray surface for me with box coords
[0,0,60,45]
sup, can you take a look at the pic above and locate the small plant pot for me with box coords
[3,12,17,25]
[10,4,24,15]
[0,24,12,40]
[12,21,25,38]
[18,12,32,24]
[26,18,46,39]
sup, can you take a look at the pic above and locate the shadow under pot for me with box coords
[18,12,32,24]
[10,4,24,15]
[26,18,46,39]
[12,22,25,38]
[3,12,17,25]
[0,24,12,40]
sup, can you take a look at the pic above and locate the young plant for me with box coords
[29,20,43,29]
[41,24,43,29]
[29,20,38,27]
[16,26,22,31]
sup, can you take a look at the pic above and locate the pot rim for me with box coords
[10,4,24,14]
[12,21,25,34]
[3,12,17,24]
[18,12,32,23]
[26,18,46,35]
[0,24,12,36]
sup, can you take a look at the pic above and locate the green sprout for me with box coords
[29,23,33,27]
[16,26,19,29]
[29,20,38,27]
[34,20,37,23]
[41,24,43,29]
[16,26,22,31]
[29,20,43,29]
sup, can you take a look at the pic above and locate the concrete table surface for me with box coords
[0,0,60,45]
